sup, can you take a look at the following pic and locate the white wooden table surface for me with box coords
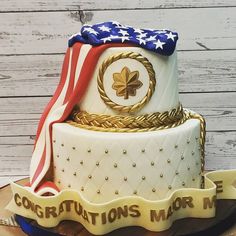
[0,0,236,183]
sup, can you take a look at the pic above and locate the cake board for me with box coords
[1,178,235,236]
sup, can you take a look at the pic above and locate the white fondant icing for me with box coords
[79,47,179,115]
[52,118,201,203]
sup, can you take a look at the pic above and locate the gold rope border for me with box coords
[189,112,206,174]
[67,108,206,173]
[97,51,156,113]
[70,103,184,130]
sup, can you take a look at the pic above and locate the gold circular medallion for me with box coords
[97,51,156,113]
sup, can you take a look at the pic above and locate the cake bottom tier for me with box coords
[52,119,202,204]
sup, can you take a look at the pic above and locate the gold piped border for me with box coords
[70,103,185,130]
[97,51,156,113]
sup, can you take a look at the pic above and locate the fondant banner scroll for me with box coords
[7,170,236,235]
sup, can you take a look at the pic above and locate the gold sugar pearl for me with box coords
[105,149,109,154]
[151,161,155,166]
[80,160,83,165]
[57,155,59,158]
[142,176,146,180]
[81,187,84,191]
[61,144,64,147]
[181,155,184,160]
[123,149,127,154]
[87,148,91,153]
[192,178,195,181]
[115,190,119,195]
[174,145,178,149]
[159,148,163,152]
[68,184,71,188]
[133,190,137,195]
[114,163,118,168]
[72,147,76,150]
[73,172,77,176]
[142,149,145,153]
[168,185,172,190]
[124,177,127,181]
[187,167,190,171]
[175,171,179,175]
[152,188,156,192]
[167,159,171,163]
[105,176,109,181]
[182,182,186,186]
[53,140,56,143]
[187,140,190,144]
[160,173,163,178]
[192,151,195,155]
[132,163,136,167]
[97,190,100,194]
[66,157,70,161]
[96,162,99,166]
[62,169,65,172]
[88,175,92,179]
[58,180,61,184]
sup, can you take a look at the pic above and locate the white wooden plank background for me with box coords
[0,1,235,182]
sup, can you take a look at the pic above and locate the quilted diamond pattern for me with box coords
[53,119,201,203]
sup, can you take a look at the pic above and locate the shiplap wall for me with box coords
[0,1,236,179]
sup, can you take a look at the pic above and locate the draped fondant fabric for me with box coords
[69,21,178,56]
[29,42,130,193]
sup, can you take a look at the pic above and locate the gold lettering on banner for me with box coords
[88,212,99,225]
[22,197,32,210]
[166,206,173,219]
[182,196,194,208]
[82,210,89,223]
[129,205,141,217]
[214,180,223,193]
[45,206,57,218]
[173,197,182,211]
[150,196,194,222]
[108,208,117,223]
[203,195,216,209]
[14,193,22,207]
[74,202,83,215]
[150,209,166,222]
[101,212,107,225]
[35,205,44,218]
[117,205,128,218]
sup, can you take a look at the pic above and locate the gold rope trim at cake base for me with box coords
[67,104,206,172]
[97,51,156,113]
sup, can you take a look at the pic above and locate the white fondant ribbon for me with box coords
[6,170,236,235]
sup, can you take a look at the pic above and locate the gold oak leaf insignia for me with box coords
[112,66,143,99]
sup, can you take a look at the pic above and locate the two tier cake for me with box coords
[11,22,230,236]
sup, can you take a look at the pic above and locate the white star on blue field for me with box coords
[69,21,178,56]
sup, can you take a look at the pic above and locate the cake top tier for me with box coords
[69,21,178,56]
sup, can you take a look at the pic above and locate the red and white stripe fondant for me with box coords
[29,42,129,195]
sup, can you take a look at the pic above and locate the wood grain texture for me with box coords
[0,7,236,55]
[0,50,235,97]
[0,0,235,12]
